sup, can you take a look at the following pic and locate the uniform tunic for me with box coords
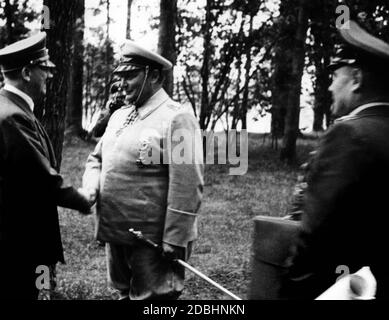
[0,88,90,299]
[283,103,389,299]
[83,88,204,248]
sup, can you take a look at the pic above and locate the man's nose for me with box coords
[328,82,334,93]
[121,80,130,91]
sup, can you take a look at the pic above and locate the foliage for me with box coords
[0,0,38,85]
[83,39,115,131]
[345,0,389,41]
[269,0,389,162]
[306,0,389,132]
[176,0,276,130]
[3,0,389,152]
[82,0,117,132]
[0,0,37,45]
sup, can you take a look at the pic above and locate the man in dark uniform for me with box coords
[283,20,389,299]
[0,33,93,300]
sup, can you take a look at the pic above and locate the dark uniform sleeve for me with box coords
[0,124,5,208]
[284,151,316,221]
[283,123,370,299]
[93,96,125,138]
[2,114,90,212]
[93,109,112,138]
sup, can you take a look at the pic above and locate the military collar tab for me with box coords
[137,89,170,120]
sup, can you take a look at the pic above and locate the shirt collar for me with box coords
[336,102,389,123]
[137,88,169,120]
[3,84,35,112]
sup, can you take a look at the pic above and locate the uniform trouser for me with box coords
[106,242,190,300]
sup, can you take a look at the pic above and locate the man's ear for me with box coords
[351,67,363,92]
[21,66,32,82]
[149,69,161,84]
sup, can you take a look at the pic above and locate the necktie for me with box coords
[116,107,139,136]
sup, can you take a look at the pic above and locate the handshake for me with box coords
[77,187,98,215]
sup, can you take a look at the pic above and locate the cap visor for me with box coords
[113,64,143,73]
[39,60,56,68]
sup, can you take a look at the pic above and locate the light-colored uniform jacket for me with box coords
[83,89,204,247]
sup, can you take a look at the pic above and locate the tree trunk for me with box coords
[104,0,111,106]
[310,0,334,132]
[280,0,309,163]
[240,14,254,130]
[39,0,78,170]
[199,0,212,130]
[158,0,177,96]
[126,0,133,39]
[66,0,85,136]
[270,13,293,140]
[231,53,242,131]
[313,66,332,131]
[270,49,289,139]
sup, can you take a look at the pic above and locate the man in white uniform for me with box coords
[82,41,204,300]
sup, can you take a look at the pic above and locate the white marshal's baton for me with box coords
[175,259,242,300]
[129,229,242,300]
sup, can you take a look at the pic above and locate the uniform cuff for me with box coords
[163,207,198,247]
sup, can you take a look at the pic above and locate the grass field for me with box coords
[53,133,317,300]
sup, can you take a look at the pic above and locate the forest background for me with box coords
[1,0,388,299]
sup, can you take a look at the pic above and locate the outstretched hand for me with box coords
[78,187,98,205]
[77,188,98,215]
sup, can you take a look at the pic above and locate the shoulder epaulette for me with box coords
[166,101,183,111]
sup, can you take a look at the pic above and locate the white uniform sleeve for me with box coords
[82,137,103,192]
[163,112,204,247]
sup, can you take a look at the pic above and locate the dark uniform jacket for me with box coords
[284,103,389,300]
[0,88,90,266]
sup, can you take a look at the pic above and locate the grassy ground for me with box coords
[53,133,317,300]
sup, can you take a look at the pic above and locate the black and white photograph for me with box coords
[0,0,389,308]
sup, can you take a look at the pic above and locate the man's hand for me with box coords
[162,242,182,260]
[78,187,98,206]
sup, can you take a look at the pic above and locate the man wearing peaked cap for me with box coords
[0,32,56,102]
[0,32,56,72]
[113,40,173,74]
[281,20,389,300]
[0,33,93,300]
[82,40,204,300]
[92,40,174,137]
